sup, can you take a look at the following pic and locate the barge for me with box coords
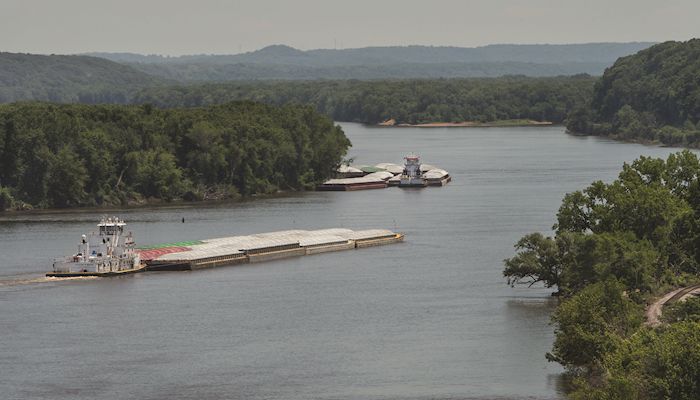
[48,220,404,277]
[316,176,388,191]
[141,228,404,271]
[424,168,452,186]
[319,154,450,190]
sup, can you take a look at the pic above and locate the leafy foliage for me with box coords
[504,232,565,289]
[571,322,700,400]
[0,52,163,103]
[0,102,349,209]
[663,296,700,323]
[126,61,613,81]
[0,52,596,129]
[567,39,700,147]
[133,76,595,125]
[0,186,14,210]
[504,151,700,398]
[548,280,642,370]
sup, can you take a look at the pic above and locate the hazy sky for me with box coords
[2,0,699,55]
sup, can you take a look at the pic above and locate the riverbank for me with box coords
[0,190,306,218]
[378,118,553,127]
[567,124,700,149]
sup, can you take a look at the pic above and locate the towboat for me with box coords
[47,217,143,277]
[398,154,427,187]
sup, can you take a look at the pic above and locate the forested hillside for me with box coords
[0,53,163,103]
[133,76,596,124]
[124,60,610,81]
[0,49,596,125]
[567,39,700,147]
[87,43,653,80]
[0,102,349,210]
[504,151,700,398]
[0,54,596,125]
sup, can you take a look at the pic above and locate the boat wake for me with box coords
[0,275,98,287]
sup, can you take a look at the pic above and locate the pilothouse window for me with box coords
[100,225,122,235]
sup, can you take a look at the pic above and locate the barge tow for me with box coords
[48,219,404,277]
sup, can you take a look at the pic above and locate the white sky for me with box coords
[1,0,699,55]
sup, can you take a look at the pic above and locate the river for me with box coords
[0,124,689,400]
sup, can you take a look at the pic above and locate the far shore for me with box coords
[377,118,554,128]
[0,191,306,217]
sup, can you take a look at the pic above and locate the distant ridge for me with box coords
[0,52,164,103]
[87,42,656,65]
[0,43,658,104]
[252,44,308,57]
[84,42,656,81]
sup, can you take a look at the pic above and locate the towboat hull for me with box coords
[398,178,427,187]
[46,265,146,278]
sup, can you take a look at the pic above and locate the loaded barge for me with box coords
[318,154,451,191]
[141,228,403,271]
[48,219,404,277]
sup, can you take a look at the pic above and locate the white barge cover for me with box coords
[321,176,386,185]
[375,163,404,174]
[423,169,449,179]
[152,228,398,262]
[364,171,395,181]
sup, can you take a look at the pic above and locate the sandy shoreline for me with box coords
[378,119,553,128]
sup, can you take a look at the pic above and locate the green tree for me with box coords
[125,149,187,201]
[555,156,690,249]
[581,322,700,400]
[74,129,117,203]
[503,232,566,290]
[183,121,227,185]
[505,151,700,397]
[47,147,88,207]
[547,279,642,370]
[18,136,52,206]
[0,186,14,211]
[663,296,700,323]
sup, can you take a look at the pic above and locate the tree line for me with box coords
[5,40,700,152]
[504,151,700,399]
[0,102,349,210]
[131,76,596,125]
[0,54,598,128]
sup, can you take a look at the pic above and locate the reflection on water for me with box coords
[0,124,693,400]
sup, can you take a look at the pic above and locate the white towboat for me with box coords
[47,217,143,277]
[398,154,427,187]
